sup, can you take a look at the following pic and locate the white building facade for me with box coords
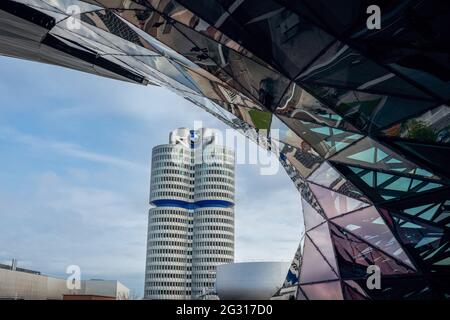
[145,128,235,300]
[0,265,129,300]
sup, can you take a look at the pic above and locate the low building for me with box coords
[63,295,116,300]
[0,263,129,300]
[215,262,291,300]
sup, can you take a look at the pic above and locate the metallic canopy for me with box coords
[0,0,449,299]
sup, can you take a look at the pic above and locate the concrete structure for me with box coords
[215,262,291,300]
[145,128,235,300]
[0,264,129,300]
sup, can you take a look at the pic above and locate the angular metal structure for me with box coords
[0,0,449,299]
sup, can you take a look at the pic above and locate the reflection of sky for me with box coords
[0,56,303,297]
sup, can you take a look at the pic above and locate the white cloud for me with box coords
[0,126,147,172]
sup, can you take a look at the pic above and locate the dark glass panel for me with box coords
[178,0,335,79]
[177,0,277,65]
[329,223,415,278]
[352,277,437,300]
[78,9,274,130]
[230,0,335,78]
[275,83,358,132]
[114,9,256,99]
[332,206,415,269]
[281,0,405,37]
[277,115,363,158]
[302,82,436,134]
[352,1,450,99]
[127,7,291,110]
[171,21,292,110]
[382,105,450,145]
[298,43,432,99]
[146,0,261,63]
[406,204,450,226]
[389,140,450,177]
[334,164,445,204]
[380,208,449,274]
[342,280,369,300]
[331,137,441,180]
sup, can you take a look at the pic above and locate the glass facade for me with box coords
[0,0,449,299]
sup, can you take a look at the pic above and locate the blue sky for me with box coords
[0,55,303,297]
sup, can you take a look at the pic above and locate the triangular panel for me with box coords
[379,208,448,274]
[342,280,369,300]
[329,223,416,279]
[309,183,370,218]
[307,161,371,203]
[301,280,343,300]
[332,206,415,269]
[299,237,339,284]
[331,137,441,180]
[334,164,446,203]
[302,198,326,231]
[307,223,339,274]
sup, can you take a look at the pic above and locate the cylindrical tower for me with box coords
[145,128,193,300]
[192,130,235,299]
[145,128,235,300]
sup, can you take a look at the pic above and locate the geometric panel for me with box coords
[299,237,339,284]
[296,287,308,300]
[336,164,446,203]
[329,223,416,279]
[401,202,450,226]
[271,114,316,150]
[307,161,371,203]
[309,183,370,218]
[277,115,363,158]
[300,80,436,133]
[332,206,415,269]
[282,240,303,287]
[307,223,339,275]
[279,143,323,178]
[274,84,358,132]
[380,208,449,274]
[389,140,450,177]
[342,280,369,300]
[302,198,326,232]
[301,81,435,133]
[300,280,343,300]
[381,105,450,145]
[330,137,441,180]
[351,277,436,300]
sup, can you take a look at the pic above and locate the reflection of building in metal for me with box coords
[215,262,291,300]
[145,128,235,300]
[0,262,129,300]
[0,0,449,299]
